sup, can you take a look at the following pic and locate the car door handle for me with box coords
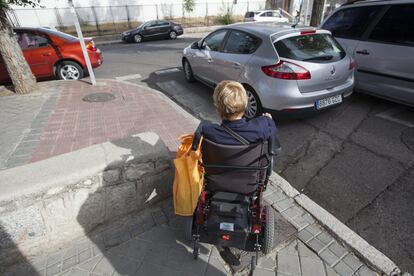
[232,62,241,69]
[207,58,213,63]
[356,49,370,55]
[42,52,52,56]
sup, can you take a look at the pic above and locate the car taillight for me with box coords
[349,57,356,70]
[86,40,97,51]
[300,30,316,35]
[262,60,311,80]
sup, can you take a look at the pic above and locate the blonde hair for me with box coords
[213,80,248,120]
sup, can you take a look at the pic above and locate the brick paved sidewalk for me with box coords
[0,79,197,170]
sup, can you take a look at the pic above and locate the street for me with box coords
[94,36,414,273]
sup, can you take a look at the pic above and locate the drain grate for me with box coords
[83,93,116,103]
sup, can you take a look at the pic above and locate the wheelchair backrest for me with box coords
[201,138,269,195]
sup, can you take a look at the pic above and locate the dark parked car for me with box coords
[121,20,184,43]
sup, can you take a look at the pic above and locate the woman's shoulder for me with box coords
[248,116,275,127]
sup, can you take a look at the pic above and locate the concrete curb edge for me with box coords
[269,174,402,275]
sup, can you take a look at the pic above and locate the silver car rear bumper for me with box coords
[256,76,354,111]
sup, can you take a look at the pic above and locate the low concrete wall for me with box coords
[0,132,173,269]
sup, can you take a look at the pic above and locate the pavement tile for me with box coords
[61,256,78,272]
[135,263,164,276]
[307,236,325,253]
[297,241,318,259]
[107,255,140,275]
[328,242,348,258]
[64,268,88,276]
[91,256,115,276]
[107,238,150,263]
[324,262,339,276]
[77,255,102,272]
[355,265,378,276]
[319,249,339,267]
[181,252,210,276]
[297,229,313,243]
[277,252,301,276]
[46,262,61,276]
[300,256,325,276]
[140,243,170,267]
[332,260,355,276]
[252,267,275,276]
[78,248,93,264]
[342,254,363,272]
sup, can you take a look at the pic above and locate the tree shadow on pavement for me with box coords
[76,134,227,275]
[0,225,40,276]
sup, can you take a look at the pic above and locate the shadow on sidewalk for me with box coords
[76,134,226,275]
[0,225,39,275]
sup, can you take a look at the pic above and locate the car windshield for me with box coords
[41,28,78,41]
[274,33,346,63]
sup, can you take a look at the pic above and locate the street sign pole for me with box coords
[68,0,96,85]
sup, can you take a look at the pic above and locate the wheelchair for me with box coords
[186,130,279,269]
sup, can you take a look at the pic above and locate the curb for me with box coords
[95,25,222,46]
[269,173,403,276]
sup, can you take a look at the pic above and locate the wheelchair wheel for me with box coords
[193,240,200,259]
[184,216,193,242]
[262,205,275,254]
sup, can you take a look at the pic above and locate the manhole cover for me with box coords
[83,93,115,103]
[401,127,414,152]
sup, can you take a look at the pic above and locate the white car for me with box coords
[244,10,289,23]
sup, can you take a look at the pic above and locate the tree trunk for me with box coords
[265,0,277,10]
[310,0,324,27]
[0,8,36,94]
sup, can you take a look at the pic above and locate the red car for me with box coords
[0,27,103,83]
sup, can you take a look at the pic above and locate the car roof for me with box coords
[222,23,318,39]
[248,10,279,13]
[341,0,413,7]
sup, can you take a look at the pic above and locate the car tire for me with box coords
[244,87,262,119]
[183,59,196,83]
[169,31,177,40]
[56,61,84,80]
[134,34,142,43]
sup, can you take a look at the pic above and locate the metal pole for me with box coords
[321,0,327,22]
[125,5,131,29]
[68,0,96,85]
[304,0,309,26]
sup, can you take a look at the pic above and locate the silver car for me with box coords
[321,0,414,107]
[182,23,355,118]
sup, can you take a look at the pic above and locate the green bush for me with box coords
[215,13,235,25]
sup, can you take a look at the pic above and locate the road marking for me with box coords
[115,74,142,81]
[376,106,414,127]
[154,68,181,75]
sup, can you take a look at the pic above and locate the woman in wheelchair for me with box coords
[188,81,279,269]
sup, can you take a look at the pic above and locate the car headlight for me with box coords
[123,32,130,36]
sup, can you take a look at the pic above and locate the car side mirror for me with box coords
[143,26,148,30]
[191,41,199,49]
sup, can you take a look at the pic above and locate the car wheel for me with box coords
[134,34,142,43]
[169,31,177,40]
[183,59,196,82]
[245,88,262,119]
[56,61,83,80]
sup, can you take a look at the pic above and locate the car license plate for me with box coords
[316,95,342,109]
[220,222,234,231]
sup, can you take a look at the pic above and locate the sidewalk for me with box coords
[0,79,196,170]
[0,79,398,276]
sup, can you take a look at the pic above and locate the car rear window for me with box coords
[274,33,346,63]
[245,12,255,18]
[41,28,78,41]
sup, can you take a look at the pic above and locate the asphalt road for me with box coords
[93,36,414,273]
